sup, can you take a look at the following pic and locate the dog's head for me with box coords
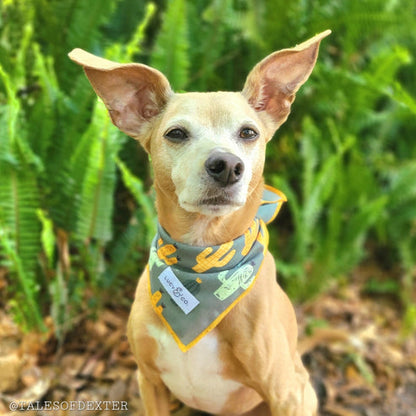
[69,31,330,218]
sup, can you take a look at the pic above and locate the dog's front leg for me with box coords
[293,352,318,416]
[255,343,317,416]
[138,371,171,416]
[221,256,318,416]
[263,332,318,416]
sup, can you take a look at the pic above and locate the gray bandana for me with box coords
[147,186,286,351]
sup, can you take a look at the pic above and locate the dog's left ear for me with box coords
[242,30,331,133]
[68,49,173,150]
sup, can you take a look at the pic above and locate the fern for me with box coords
[102,158,157,286]
[65,0,117,49]
[104,217,147,287]
[0,234,44,331]
[0,0,415,331]
[37,209,55,269]
[151,0,190,90]
[106,2,156,62]
[75,100,124,243]
[49,0,120,92]
[0,165,41,271]
[28,43,61,160]
[0,65,19,152]
[0,9,45,329]
[116,158,156,242]
[272,115,389,298]
[0,166,43,330]
[0,59,44,329]
[0,64,40,265]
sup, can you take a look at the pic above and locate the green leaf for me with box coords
[105,2,157,62]
[116,157,156,241]
[0,166,41,274]
[75,100,123,243]
[37,209,55,268]
[151,0,189,90]
[0,221,44,331]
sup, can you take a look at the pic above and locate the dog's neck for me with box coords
[154,180,264,246]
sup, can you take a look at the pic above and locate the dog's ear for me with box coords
[242,30,331,133]
[68,49,173,150]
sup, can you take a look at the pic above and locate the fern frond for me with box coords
[0,164,44,331]
[116,158,156,242]
[0,59,42,275]
[28,43,61,160]
[386,162,416,207]
[343,196,387,253]
[0,235,45,331]
[125,2,156,61]
[0,64,19,151]
[390,82,416,115]
[300,120,350,239]
[49,0,119,93]
[37,209,55,268]
[66,0,117,49]
[74,100,124,243]
[150,0,189,90]
[0,165,41,275]
[105,217,145,286]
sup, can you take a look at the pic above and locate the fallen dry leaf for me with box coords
[0,353,22,393]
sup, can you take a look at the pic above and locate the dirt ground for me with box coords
[0,268,415,416]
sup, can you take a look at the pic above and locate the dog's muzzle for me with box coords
[205,151,244,187]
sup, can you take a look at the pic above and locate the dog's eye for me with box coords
[239,128,258,141]
[164,128,188,142]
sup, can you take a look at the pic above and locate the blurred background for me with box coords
[0,0,415,415]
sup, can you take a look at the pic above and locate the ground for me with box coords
[0,267,415,416]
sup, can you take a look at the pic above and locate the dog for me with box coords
[69,29,330,416]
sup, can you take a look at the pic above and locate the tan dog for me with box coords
[69,30,330,416]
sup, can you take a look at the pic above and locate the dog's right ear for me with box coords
[68,49,173,150]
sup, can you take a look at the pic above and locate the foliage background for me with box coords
[0,0,415,338]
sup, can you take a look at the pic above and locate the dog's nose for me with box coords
[205,152,244,187]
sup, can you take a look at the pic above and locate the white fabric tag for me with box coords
[158,267,200,315]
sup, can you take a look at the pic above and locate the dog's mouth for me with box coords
[180,193,243,216]
[199,195,241,206]
[179,177,249,216]
[193,191,245,215]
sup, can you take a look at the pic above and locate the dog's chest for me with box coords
[147,324,243,413]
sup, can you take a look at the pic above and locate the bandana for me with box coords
[147,185,286,352]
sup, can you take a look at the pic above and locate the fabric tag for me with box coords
[158,267,200,315]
